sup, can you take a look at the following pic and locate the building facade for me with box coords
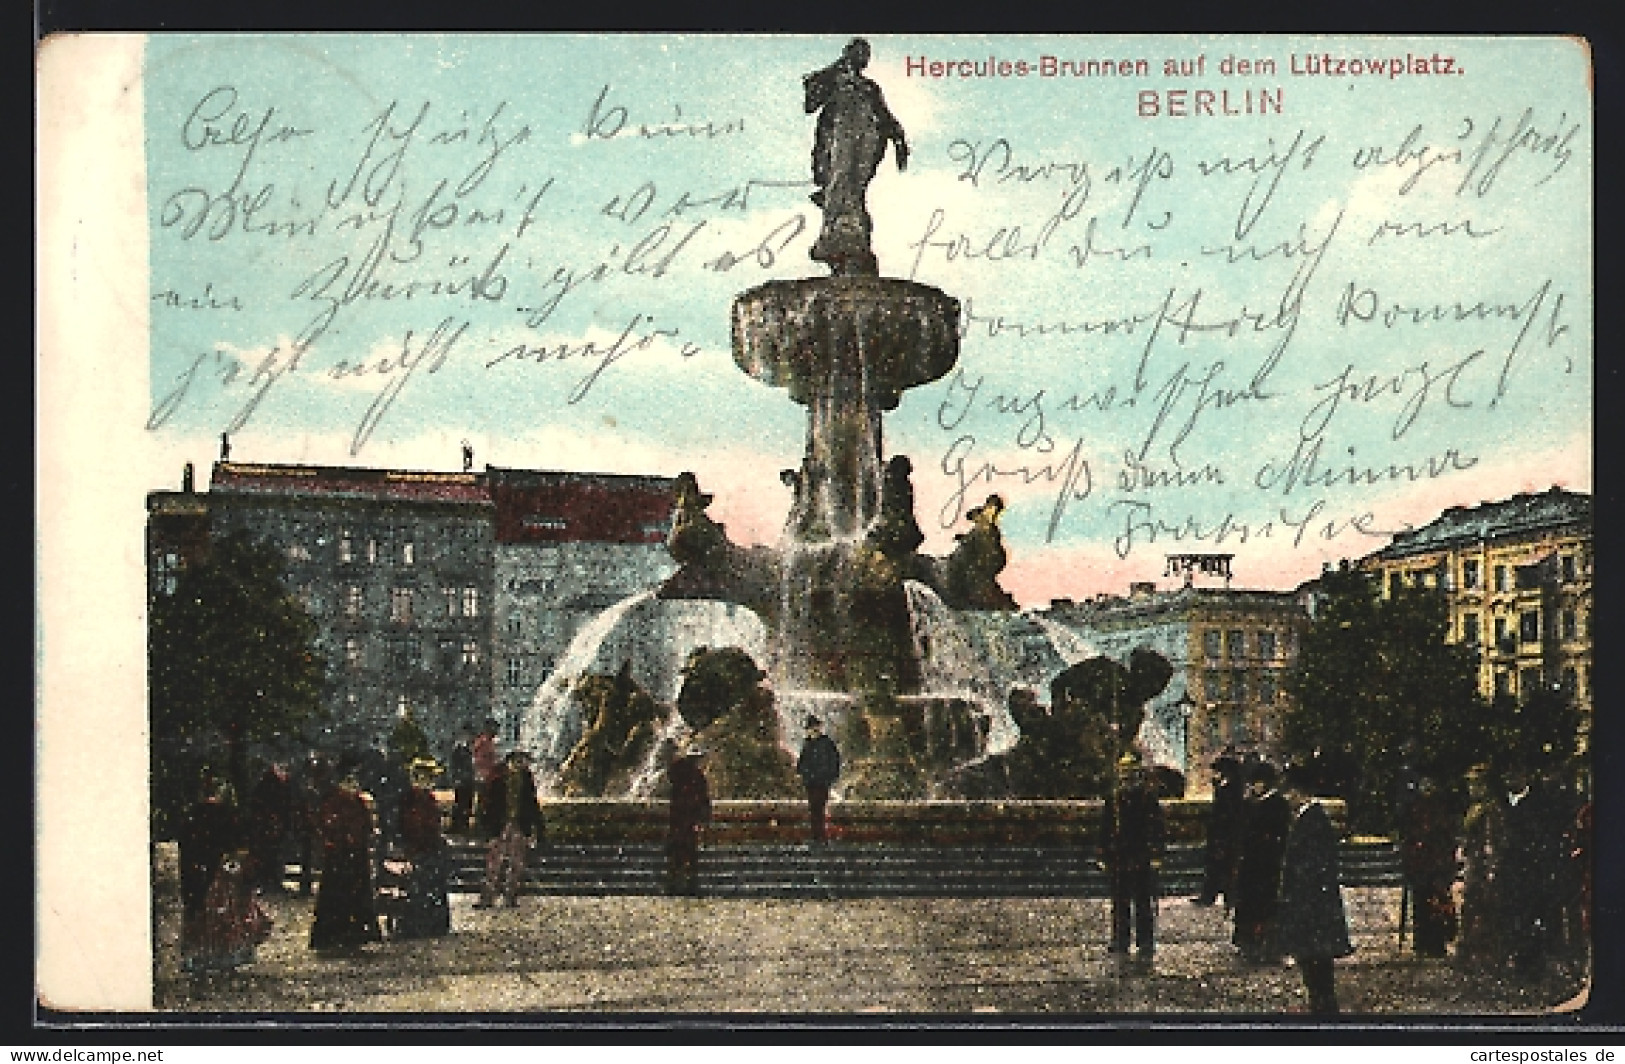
[1041,579,1307,796]
[1358,486,1593,744]
[145,460,677,762]
[488,468,678,745]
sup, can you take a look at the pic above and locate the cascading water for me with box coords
[1027,613,1095,666]
[519,590,770,791]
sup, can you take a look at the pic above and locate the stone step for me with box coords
[291,841,1400,897]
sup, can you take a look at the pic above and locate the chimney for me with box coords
[182,463,195,493]
[1130,581,1156,598]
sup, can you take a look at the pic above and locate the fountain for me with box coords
[648,38,1038,799]
[519,39,1102,799]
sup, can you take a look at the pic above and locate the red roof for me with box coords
[487,468,676,545]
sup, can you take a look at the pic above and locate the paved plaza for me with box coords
[162,886,1589,1019]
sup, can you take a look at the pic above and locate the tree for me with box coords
[1284,562,1488,833]
[149,528,327,835]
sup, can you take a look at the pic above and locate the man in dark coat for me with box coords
[667,742,713,896]
[1097,752,1166,959]
[1276,762,1353,1014]
[796,715,842,845]
[245,762,292,892]
[1195,751,1244,907]
[1400,774,1460,958]
[1499,764,1565,980]
[475,749,544,909]
[1232,760,1292,964]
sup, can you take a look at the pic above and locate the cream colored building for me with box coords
[1358,487,1592,745]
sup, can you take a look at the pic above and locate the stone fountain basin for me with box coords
[732,277,961,409]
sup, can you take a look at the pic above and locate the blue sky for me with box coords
[141,34,1592,603]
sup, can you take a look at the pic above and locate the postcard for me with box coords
[37,32,1592,1020]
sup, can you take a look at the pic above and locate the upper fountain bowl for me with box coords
[732,277,961,412]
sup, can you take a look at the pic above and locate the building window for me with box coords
[1562,609,1577,642]
[1463,559,1481,590]
[390,637,420,670]
[1519,667,1542,699]
[1389,573,1404,596]
[1493,616,1508,646]
[1520,610,1541,644]
[367,538,380,564]
[1258,630,1278,660]
[1494,671,1511,697]
[1462,613,1481,646]
[1562,666,1578,694]
[462,586,481,617]
[507,616,524,638]
[401,541,415,566]
[1203,630,1222,660]
[1257,670,1279,704]
[344,638,361,669]
[285,539,311,562]
[1229,671,1247,702]
[344,585,363,617]
[1227,630,1245,660]
[155,551,182,596]
[462,640,481,667]
[1561,554,1576,583]
[391,587,414,624]
[338,531,354,564]
[507,658,524,687]
[397,694,411,718]
[1494,564,1509,592]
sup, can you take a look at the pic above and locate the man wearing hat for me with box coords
[796,715,842,845]
[1193,749,1244,908]
[1097,751,1166,960]
[1232,760,1292,964]
[475,749,543,909]
[666,739,712,896]
[1276,761,1353,1013]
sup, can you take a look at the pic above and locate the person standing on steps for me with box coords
[797,715,842,845]
[666,740,712,896]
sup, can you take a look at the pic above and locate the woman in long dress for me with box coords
[180,775,269,973]
[391,760,451,939]
[309,765,381,951]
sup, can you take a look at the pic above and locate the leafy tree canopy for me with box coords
[150,528,327,832]
[1284,561,1489,832]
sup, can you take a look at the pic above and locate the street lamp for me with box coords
[1173,691,1196,777]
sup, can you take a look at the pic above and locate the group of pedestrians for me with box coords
[1449,761,1590,982]
[1184,747,1592,1008]
[1171,755,1354,1014]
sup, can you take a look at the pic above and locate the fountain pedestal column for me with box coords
[731,277,960,799]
